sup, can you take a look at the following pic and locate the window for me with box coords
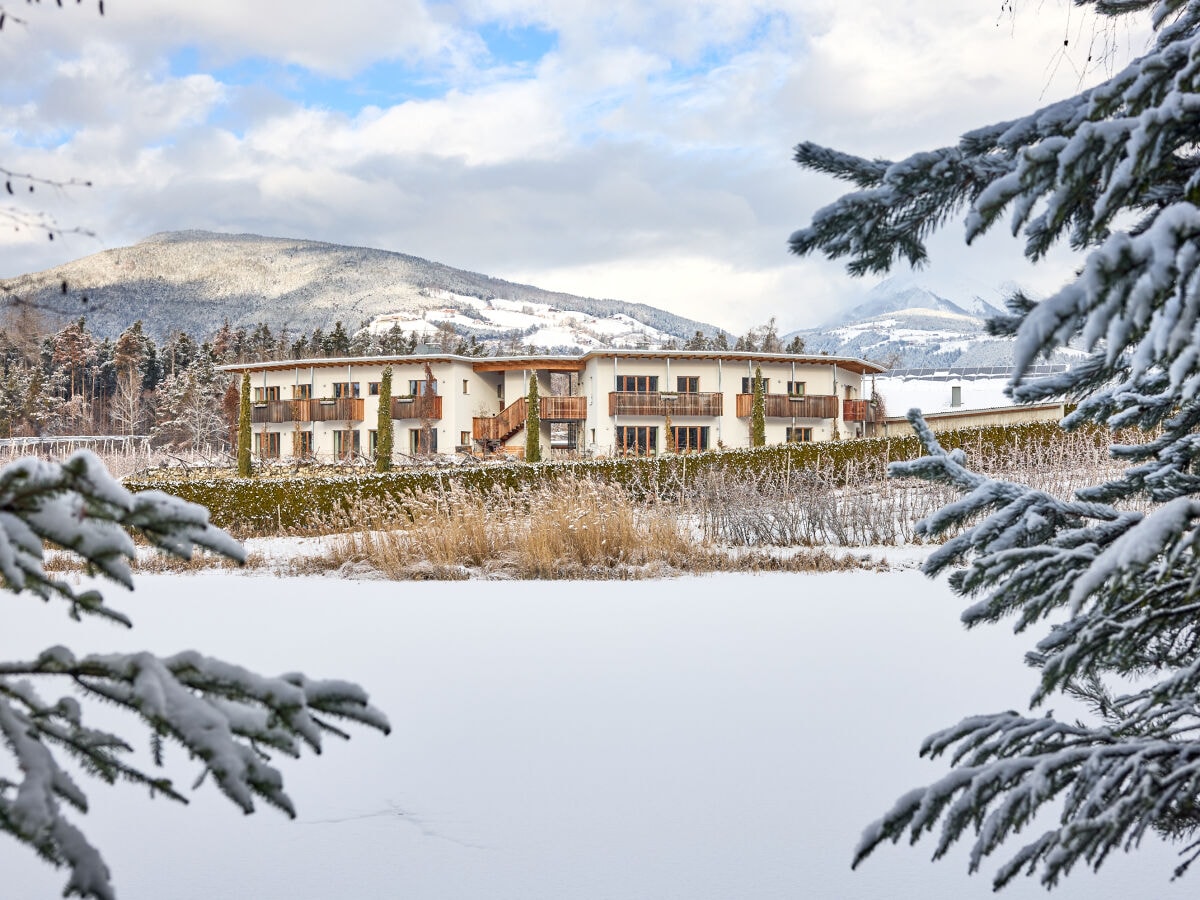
[334,429,361,459]
[293,431,313,456]
[368,429,378,456]
[252,386,280,402]
[368,382,381,396]
[616,375,658,393]
[615,425,657,456]
[786,427,813,443]
[409,428,438,454]
[463,379,469,394]
[951,386,962,407]
[292,384,311,400]
[787,381,806,397]
[497,383,505,399]
[741,376,769,393]
[670,426,709,452]
[254,431,280,458]
[333,382,360,399]
[408,379,437,396]
[677,376,699,393]
[460,431,471,447]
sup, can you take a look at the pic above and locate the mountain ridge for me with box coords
[0,230,720,344]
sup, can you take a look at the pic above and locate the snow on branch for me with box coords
[0,645,390,900]
[0,450,243,624]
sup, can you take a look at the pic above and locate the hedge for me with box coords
[124,421,1101,535]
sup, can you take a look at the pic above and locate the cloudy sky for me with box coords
[0,1,1153,332]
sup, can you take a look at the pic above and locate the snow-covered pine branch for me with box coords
[793,0,1200,890]
[0,450,241,624]
[0,451,390,900]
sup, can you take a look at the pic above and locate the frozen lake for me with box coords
[2,571,1193,899]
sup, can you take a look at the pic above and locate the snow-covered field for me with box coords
[3,571,1192,899]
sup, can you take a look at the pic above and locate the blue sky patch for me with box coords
[165,24,556,119]
[668,11,790,77]
[167,47,453,117]
[476,22,557,68]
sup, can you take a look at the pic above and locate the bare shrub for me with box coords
[689,430,1148,548]
[689,449,959,547]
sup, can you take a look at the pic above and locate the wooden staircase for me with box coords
[473,397,528,443]
[474,395,589,444]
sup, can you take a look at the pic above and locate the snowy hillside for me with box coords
[0,231,717,346]
[369,291,678,351]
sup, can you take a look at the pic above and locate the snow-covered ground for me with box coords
[368,291,676,350]
[3,571,1192,899]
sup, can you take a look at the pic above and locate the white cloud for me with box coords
[0,0,1157,334]
[504,254,811,333]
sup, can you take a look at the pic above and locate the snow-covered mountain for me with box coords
[0,231,717,347]
[821,276,1005,327]
[795,276,1074,369]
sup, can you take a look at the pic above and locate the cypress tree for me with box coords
[237,371,252,477]
[525,373,541,463]
[750,366,766,448]
[375,366,393,472]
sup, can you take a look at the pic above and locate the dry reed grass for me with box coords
[42,549,265,575]
[289,480,877,579]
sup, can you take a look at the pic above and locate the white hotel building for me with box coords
[226,350,886,462]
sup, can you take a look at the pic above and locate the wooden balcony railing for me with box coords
[842,399,882,423]
[608,391,723,416]
[540,395,587,420]
[735,394,838,418]
[251,398,364,423]
[391,395,443,420]
[250,401,296,424]
[303,398,364,422]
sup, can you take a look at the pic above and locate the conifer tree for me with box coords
[237,372,252,477]
[375,366,393,472]
[750,366,765,447]
[792,0,1200,889]
[525,373,541,463]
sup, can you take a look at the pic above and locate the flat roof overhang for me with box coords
[219,350,886,377]
[471,358,585,373]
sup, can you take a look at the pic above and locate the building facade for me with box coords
[224,350,887,462]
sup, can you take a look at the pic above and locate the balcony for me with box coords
[842,399,883,423]
[608,391,723,416]
[735,394,838,418]
[303,398,364,422]
[391,395,443,420]
[540,395,588,420]
[250,400,297,425]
